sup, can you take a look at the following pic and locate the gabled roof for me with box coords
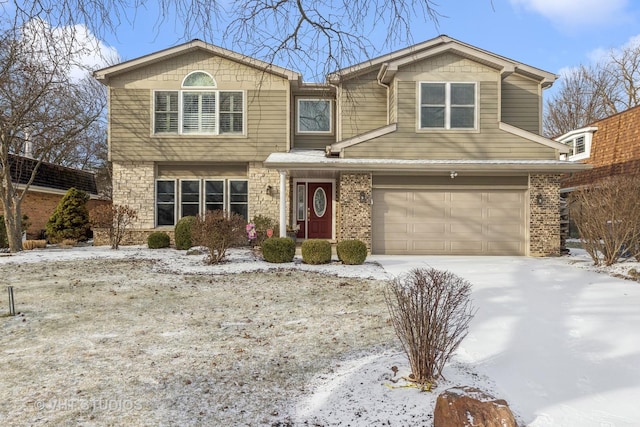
[94,39,301,83]
[8,154,98,195]
[328,35,557,88]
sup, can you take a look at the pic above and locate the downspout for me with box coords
[377,63,390,125]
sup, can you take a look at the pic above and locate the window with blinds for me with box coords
[153,71,244,135]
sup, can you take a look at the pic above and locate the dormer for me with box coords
[556,127,598,161]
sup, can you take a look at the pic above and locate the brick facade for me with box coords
[529,173,561,256]
[338,172,372,251]
[0,192,109,240]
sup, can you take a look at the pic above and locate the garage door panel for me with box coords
[413,240,447,251]
[373,188,525,255]
[450,240,483,252]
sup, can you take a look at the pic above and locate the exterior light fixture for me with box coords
[359,191,367,203]
[536,194,543,205]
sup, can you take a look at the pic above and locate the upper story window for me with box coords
[153,71,244,135]
[419,82,476,130]
[183,71,216,87]
[297,99,332,133]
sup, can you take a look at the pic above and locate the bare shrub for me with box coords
[192,210,247,264]
[569,175,640,266]
[385,268,476,386]
[89,204,138,250]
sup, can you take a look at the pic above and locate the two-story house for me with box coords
[94,35,587,256]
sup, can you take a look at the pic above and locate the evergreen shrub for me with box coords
[262,237,295,263]
[301,239,331,264]
[147,231,171,249]
[175,216,196,250]
[336,239,368,265]
[46,188,90,243]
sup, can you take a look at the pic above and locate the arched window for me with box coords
[182,71,216,87]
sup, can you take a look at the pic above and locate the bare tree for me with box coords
[0,20,105,251]
[568,175,640,266]
[10,0,441,81]
[545,43,640,137]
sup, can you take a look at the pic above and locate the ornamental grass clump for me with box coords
[385,268,476,387]
[336,239,367,265]
[147,231,171,249]
[301,239,332,264]
[261,237,296,263]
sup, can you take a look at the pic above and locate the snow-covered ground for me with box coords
[1,245,639,426]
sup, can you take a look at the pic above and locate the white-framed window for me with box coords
[153,71,244,135]
[156,180,176,226]
[419,82,476,129]
[297,99,332,133]
[556,128,596,161]
[155,178,249,226]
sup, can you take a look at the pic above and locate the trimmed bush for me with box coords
[46,188,91,243]
[336,239,368,265]
[301,239,332,264]
[147,231,171,249]
[175,216,196,250]
[262,237,296,263]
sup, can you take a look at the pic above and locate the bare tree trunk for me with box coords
[0,183,23,252]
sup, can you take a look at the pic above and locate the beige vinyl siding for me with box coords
[109,88,288,162]
[293,134,335,150]
[342,80,555,160]
[157,163,247,178]
[389,81,397,123]
[502,74,541,134]
[340,71,387,139]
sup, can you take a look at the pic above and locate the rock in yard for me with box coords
[433,386,517,427]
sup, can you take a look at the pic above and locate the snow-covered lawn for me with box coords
[0,245,639,426]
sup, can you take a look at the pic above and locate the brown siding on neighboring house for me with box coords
[562,105,640,188]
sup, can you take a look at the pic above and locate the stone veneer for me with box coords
[529,173,562,256]
[338,172,372,251]
[247,162,284,223]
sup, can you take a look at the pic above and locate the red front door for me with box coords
[306,182,332,239]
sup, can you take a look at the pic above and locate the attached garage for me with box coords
[371,176,528,255]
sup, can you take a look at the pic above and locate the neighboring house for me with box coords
[1,154,108,239]
[94,35,587,256]
[558,105,640,190]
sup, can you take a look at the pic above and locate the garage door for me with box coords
[372,189,526,255]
